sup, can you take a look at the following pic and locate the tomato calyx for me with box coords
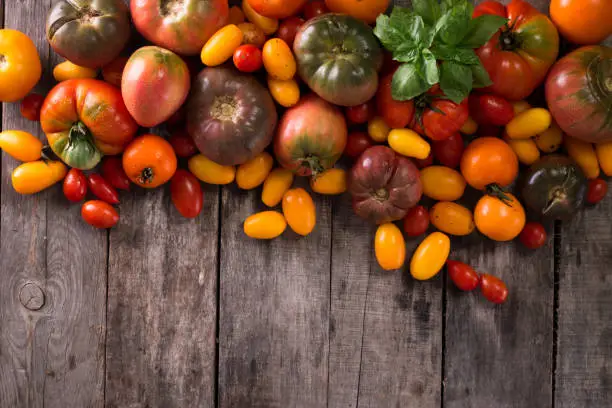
[485,183,513,206]
[299,156,325,176]
[0,54,6,69]
[412,93,447,128]
[137,167,156,185]
[541,166,578,215]
[68,121,101,155]
[372,188,389,202]
[498,22,521,52]
[40,145,58,162]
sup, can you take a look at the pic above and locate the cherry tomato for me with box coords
[433,132,464,168]
[303,1,328,19]
[169,128,199,158]
[20,93,45,122]
[63,168,87,203]
[419,98,469,141]
[101,156,131,191]
[446,260,480,291]
[381,51,400,76]
[375,223,406,271]
[276,17,304,47]
[87,174,120,205]
[344,131,374,159]
[480,274,508,304]
[282,188,316,236]
[410,232,451,281]
[81,200,119,229]
[413,152,434,169]
[587,179,608,205]
[376,73,415,129]
[171,169,204,219]
[233,44,263,73]
[460,137,519,190]
[345,100,375,124]
[403,205,429,237]
[468,93,514,126]
[519,222,547,250]
[474,192,526,242]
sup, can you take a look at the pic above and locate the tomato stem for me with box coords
[485,183,513,207]
[300,156,325,177]
[138,167,155,185]
[499,22,520,52]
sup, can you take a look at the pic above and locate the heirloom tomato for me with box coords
[474,192,525,242]
[20,94,45,122]
[81,200,119,229]
[171,169,204,219]
[63,168,88,203]
[550,0,612,45]
[446,261,480,292]
[122,134,177,189]
[0,29,42,102]
[375,223,405,271]
[460,137,518,190]
[247,0,307,19]
[325,0,390,24]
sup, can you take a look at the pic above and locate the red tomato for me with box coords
[277,17,304,47]
[165,106,186,127]
[413,152,434,169]
[446,260,480,291]
[417,98,469,141]
[20,93,45,122]
[403,205,429,237]
[169,128,199,158]
[87,174,120,205]
[63,168,87,203]
[101,156,131,191]
[519,222,547,249]
[303,1,329,19]
[468,93,515,126]
[480,274,508,304]
[233,44,263,73]
[376,73,414,129]
[344,131,374,159]
[345,100,375,124]
[171,169,204,218]
[81,200,119,229]
[433,133,464,168]
[587,179,608,204]
[381,51,400,76]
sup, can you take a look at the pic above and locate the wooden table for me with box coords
[1,0,611,407]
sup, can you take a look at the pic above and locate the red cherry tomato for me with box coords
[420,98,469,141]
[165,106,186,127]
[587,179,608,205]
[519,222,547,250]
[20,93,45,122]
[233,44,263,73]
[303,1,328,19]
[101,156,131,191]
[63,168,87,203]
[171,169,204,219]
[276,17,304,47]
[345,100,375,124]
[381,51,400,76]
[413,152,434,169]
[403,205,430,237]
[81,200,119,229]
[169,128,198,158]
[87,174,120,205]
[480,274,508,304]
[468,93,515,126]
[376,73,415,129]
[446,260,480,291]
[344,131,374,159]
[433,132,464,168]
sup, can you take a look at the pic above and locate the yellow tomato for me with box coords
[375,223,406,271]
[368,116,390,142]
[430,202,475,236]
[243,0,279,35]
[474,193,525,242]
[504,136,540,165]
[228,5,246,25]
[236,152,274,190]
[564,136,600,179]
[310,168,347,195]
[420,166,466,201]
[12,160,67,195]
[535,123,563,153]
[0,29,42,102]
[201,24,244,66]
[505,108,552,139]
[244,211,287,239]
[460,116,478,135]
[0,130,42,162]
[595,141,612,177]
[262,168,294,207]
[512,100,531,115]
[188,154,236,185]
[238,23,266,48]
[267,77,300,107]
[410,232,451,280]
[262,38,296,80]
[53,60,97,82]
[387,129,431,159]
[282,188,316,236]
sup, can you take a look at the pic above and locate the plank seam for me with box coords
[440,267,447,408]
[103,228,110,406]
[551,220,562,408]
[354,262,372,408]
[325,198,334,408]
[215,186,222,408]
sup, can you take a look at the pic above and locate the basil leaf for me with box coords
[390,8,429,48]
[391,63,430,101]
[440,0,472,15]
[394,47,420,63]
[461,15,508,48]
[437,1,473,45]
[471,63,493,88]
[420,49,439,85]
[374,14,415,52]
[440,61,472,103]
[430,44,481,65]
[412,0,441,27]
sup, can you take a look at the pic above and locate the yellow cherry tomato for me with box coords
[188,154,236,185]
[244,211,287,239]
[282,188,316,236]
[267,77,300,107]
[262,38,296,80]
[595,141,612,177]
[564,136,600,179]
[0,130,42,162]
[0,29,42,102]
[410,232,451,281]
[228,5,246,25]
[310,168,347,195]
[505,108,552,139]
[512,100,531,115]
[504,136,540,165]
[201,24,244,66]
[474,193,525,242]
[375,223,406,271]
[236,152,274,190]
[242,0,279,35]
[368,116,390,142]
[387,129,431,159]
[420,166,466,201]
[262,168,294,207]
[53,60,97,82]
[12,160,67,195]
[460,116,478,135]
[535,123,563,153]
[430,202,475,236]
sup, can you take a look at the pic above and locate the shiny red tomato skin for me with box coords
[20,93,45,121]
[344,131,374,159]
[587,179,608,205]
[63,168,88,203]
[413,152,434,169]
[87,174,120,205]
[101,156,131,191]
[277,17,304,48]
[447,260,480,291]
[345,100,375,124]
[433,133,464,168]
[469,93,515,126]
[233,44,263,73]
[480,274,509,304]
[81,200,119,229]
[303,1,328,19]
[519,222,547,249]
[171,169,203,218]
[403,205,429,237]
[376,73,415,129]
[169,129,199,158]
[421,98,469,141]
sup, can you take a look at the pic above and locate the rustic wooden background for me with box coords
[1,0,611,407]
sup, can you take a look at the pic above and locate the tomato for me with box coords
[535,123,563,153]
[262,38,296,80]
[474,192,526,242]
[480,274,508,304]
[87,174,119,204]
[376,73,414,129]
[268,77,300,108]
[564,136,600,180]
[188,154,236,185]
[236,152,274,190]
[248,0,307,19]
[413,152,434,169]
[262,168,294,207]
[238,23,267,48]
[550,0,612,45]
[282,188,316,236]
[228,6,246,25]
[519,222,547,249]
[243,0,279,35]
[344,132,373,159]
[416,98,469,142]
[506,108,552,139]
[460,116,478,135]
[276,17,304,48]
[170,169,204,219]
[432,133,463,169]
[375,223,406,271]
[468,94,514,126]
[101,56,128,87]
[430,202,475,236]
[122,134,177,189]
[512,100,531,116]
[345,100,375,125]
[12,160,67,195]
[244,211,287,239]
[446,261,480,291]
[420,166,466,201]
[587,179,608,205]
[310,168,347,195]
[410,232,451,281]
[0,130,42,162]
[325,0,390,24]
[504,136,541,166]
[201,24,244,67]
[166,106,186,127]
[476,124,502,138]
[368,116,390,143]
[20,94,45,122]
[63,168,87,203]
[403,205,430,238]
[233,44,263,73]
[460,137,519,190]
[0,29,42,102]
[303,1,329,20]
[596,142,612,177]
[53,61,97,82]
[101,156,131,191]
[81,200,119,229]
[169,129,198,158]
[388,129,430,160]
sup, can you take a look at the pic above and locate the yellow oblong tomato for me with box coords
[0,29,42,102]
[53,61,97,82]
[244,211,287,239]
[505,108,552,139]
[267,77,300,107]
[0,130,42,162]
[595,141,612,177]
[387,129,431,159]
[262,38,296,80]
[310,168,347,195]
[188,154,236,185]
[262,168,294,207]
[375,223,406,271]
[282,187,316,236]
[410,232,451,280]
[236,152,274,190]
[368,116,390,142]
[12,160,67,194]
[535,123,563,153]
[420,166,466,201]
[430,202,475,236]
[201,24,244,67]
[504,136,540,166]
[474,193,525,242]
[242,0,279,35]
[460,116,478,135]
[564,136,600,179]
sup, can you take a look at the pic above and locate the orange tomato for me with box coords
[244,211,287,239]
[325,0,390,24]
[53,60,97,82]
[247,0,308,19]
[550,0,612,45]
[262,168,294,207]
[375,223,406,271]
[123,134,177,188]
[460,137,519,190]
[474,193,526,242]
[0,29,42,102]
[102,56,129,87]
[282,188,316,236]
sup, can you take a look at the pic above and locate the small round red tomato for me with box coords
[433,133,463,168]
[420,98,469,141]
[519,222,547,250]
[413,152,434,169]
[345,100,375,124]
[277,17,304,48]
[303,1,329,19]
[81,200,119,229]
[480,274,508,304]
[169,128,199,158]
[376,73,414,129]
[63,168,87,203]
[468,93,515,126]
[344,131,373,159]
[233,44,263,73]
[587,179,608,205]
[101,156,131,191]
[171,169,204,219]
[87,174,120,205]
[381,51,400,75]
[403,205,429,237]
[20,93,45,122]
[446,260,480,291]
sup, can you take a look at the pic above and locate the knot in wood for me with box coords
[19,282,45,311]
